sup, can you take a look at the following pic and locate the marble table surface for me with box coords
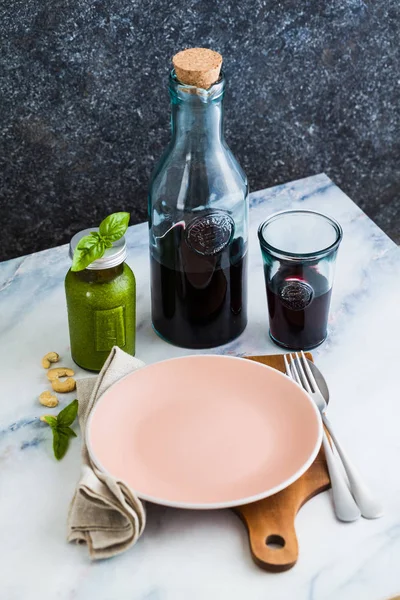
[1,173,400,600]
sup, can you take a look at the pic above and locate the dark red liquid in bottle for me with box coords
[266,264,332,350]
[151,213,247,348]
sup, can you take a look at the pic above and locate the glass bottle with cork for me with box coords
[148,48,248,349]
[65,213,136,372]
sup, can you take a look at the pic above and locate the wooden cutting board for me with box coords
[233,353,330,572]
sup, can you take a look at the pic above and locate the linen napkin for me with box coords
[67,346,147,559]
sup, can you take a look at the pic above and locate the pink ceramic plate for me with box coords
[87,355,322,509]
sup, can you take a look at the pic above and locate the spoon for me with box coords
[306,358,384,520]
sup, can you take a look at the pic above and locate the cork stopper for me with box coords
[172,48,223,90]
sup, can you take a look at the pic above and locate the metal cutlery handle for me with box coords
[322,431,361,522]
[284,352,361,522]
[322,414,384,519]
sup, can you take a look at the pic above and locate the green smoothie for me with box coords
[65,263,136,371]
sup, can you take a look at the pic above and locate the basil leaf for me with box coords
[71,233,105,272]
[41,415,58,428]
[58,425,77,438]
[53,426,77,460]
[57,399,79,427]
[99,212,130,243]
[53,428,71,460]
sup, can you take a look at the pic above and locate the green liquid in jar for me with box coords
[65,263,136,372]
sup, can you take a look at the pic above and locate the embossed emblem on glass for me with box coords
[278,280,314,311]
[185,211,235,256]
[95,306,126,352]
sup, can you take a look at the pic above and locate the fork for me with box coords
[284,353,361,522]
[287,352,383,519]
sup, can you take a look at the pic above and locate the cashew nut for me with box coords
[51,377,76,393]
[41,352,60,369]
[46,367,76,393]
[47,367,74,381]
[39,390,59,408]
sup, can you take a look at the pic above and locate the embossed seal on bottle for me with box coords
[278,279,314,311]
[185,211,235,256]
[95,306,126,351]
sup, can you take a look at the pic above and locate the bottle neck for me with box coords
[169,72,225,144]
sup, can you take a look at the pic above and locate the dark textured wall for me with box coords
[1,0,399,261]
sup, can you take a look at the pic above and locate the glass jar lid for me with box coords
[69,228,127,270]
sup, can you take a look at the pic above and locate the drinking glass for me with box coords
[258,210,343,350]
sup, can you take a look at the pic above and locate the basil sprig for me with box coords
[41,399,79,460]
[71,212,130,271]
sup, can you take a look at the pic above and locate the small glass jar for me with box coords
[65,228,136,371]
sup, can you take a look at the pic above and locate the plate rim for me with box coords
[86,354,323,510]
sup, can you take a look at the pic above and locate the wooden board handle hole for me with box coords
[266,535,286,550]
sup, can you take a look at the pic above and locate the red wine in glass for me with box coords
[266,264,332,350]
